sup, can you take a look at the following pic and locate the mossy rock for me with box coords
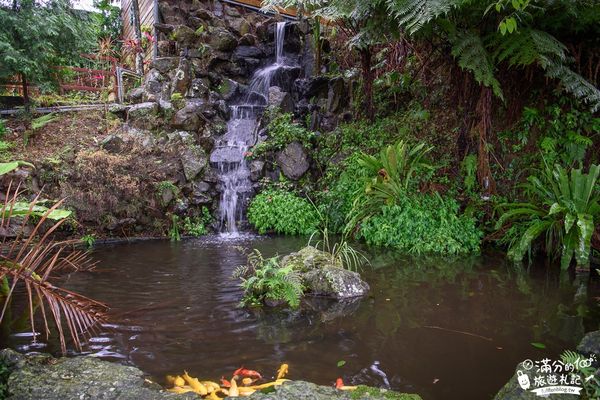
[244,381,422,400]
[280,246,341,273]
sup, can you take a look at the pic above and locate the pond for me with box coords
[7,235,600,399]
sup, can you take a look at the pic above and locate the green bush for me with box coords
[358,194,482,255]
[247,188,319,235]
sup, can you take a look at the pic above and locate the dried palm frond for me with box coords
[0,182,108,353]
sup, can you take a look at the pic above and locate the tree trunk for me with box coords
[475,86,496,196]
[360,47,374,121]
[131,0,144,75]
[21,74,30,112]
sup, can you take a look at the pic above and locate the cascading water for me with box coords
[210,22,289,236]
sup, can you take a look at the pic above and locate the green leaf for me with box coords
[531,342,546,349]
[574,213,594,269]
[337,360,346,367]
[0,161,34,176]
[548,202,564,216]
[564,213,575,233]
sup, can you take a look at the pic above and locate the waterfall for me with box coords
[210,22,289,236]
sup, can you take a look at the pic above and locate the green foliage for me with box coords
[0,353,9,399]
[308,224,370,272]
[92,0,122,42]
[181,208,212,237]
[31,113,57,131]
[248,188,320,236]
[560,350,600,399]
[81,234,96,248]
[0,161,34,176]
[156,180,180,205]
[495,163,600,270]
[359,194,482,255]
[233,248,304,308]
[0,0,95,96]
[0,119,8,138]
[347,140,434,231]
[251,111,314,157]
[169,214,181,241]
[461,154,478,195]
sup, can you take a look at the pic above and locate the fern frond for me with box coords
[540,56,600,113]
[386,0,459,35]
[493,29,567,67]
[451,31,504,100]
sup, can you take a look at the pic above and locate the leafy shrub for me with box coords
[248,188,319,236]
[233,249,304,308]
[359,194,482,255]
[251,110,314,157]
[495,163,599,270]
[181,207,212,237]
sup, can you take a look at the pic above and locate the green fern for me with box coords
[386,0,459,35]
[450,31,504,101]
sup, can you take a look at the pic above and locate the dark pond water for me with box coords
[6,235,600,399]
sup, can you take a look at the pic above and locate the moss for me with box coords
[351,386,423,400]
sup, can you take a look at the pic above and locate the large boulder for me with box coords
[209,27,238,52]
[180,145,208,181]
[280,246,369,299]
[127,102,161,131]
[0,349,192,399]
[172,99,206,132]
[276,141,309,180]
[577,330,600,357]
[268,86,293,113]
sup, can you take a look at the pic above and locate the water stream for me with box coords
[210,22,289,236]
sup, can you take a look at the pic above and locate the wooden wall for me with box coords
[121,0,156,61]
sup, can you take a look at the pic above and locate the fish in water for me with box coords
[370,361,390,388]
[233,366,262,379]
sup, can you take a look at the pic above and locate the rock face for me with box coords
[0,350,420,400]
[276,142,310,180]
[0,349,193,400]
[280,246,370,299]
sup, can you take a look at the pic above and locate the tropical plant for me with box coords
[495,163,600,270]
[359,194,482,255]
[0,184,108,353]
[346,140,434,231]
[169,214,181,241]
[308,225,369,272]
[561,350,600,399]
[247,188,320,236]
[232,248,304,308]
[250,110,314,157]
[81,234,96,248]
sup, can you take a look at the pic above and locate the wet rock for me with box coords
[217,78,239,101]
[191,181,212,205]
[209,27,237,52]
[246,381,420,399]
[189,78,210,98]
[171,58,192,95]
[280,246,369,299]
[249,160,265,181]
[327,77,347,113]
[234,45,265,59]
[143,69,165,101]
[268,86,293,113]
[127,102,161,131]
[276,141,309,180]
[295,76,329,99]
[0,349,194,400]
[239,33,257,46]
[180,145,208,181]
[303,266,369,299]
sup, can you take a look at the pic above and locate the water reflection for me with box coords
[3,236,599,400]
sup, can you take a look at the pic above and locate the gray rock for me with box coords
[238,33,257,46]
[577,330,600,358]
[249,160,265,181]
[276,141,309,180]
[180,146,208,181]
[327,77,347,113]
[171,58,192,95]
[127,102,161,130]
[209,27,237,52]
[191,181,212,205]
[189,78,210,98]
[246,380,419,399]
[151,57,179,74]
[234,45,265,59]
[172,25,199,48]
[494,365,578,400]
[217,78,239,101]
[101,134,125,154]
[268,86,293,113]
[172,99,206,132]
[126,87,144,103]
[279,246,369,300]
[108,103,130,119]
[0,349,194,400]
[143,70,165,101]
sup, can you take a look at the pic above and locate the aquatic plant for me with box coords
[308,225,369,272]
[495,162,600,270]
[247,188,319,236]
[0,183,108,353]
[233,248,304,308]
